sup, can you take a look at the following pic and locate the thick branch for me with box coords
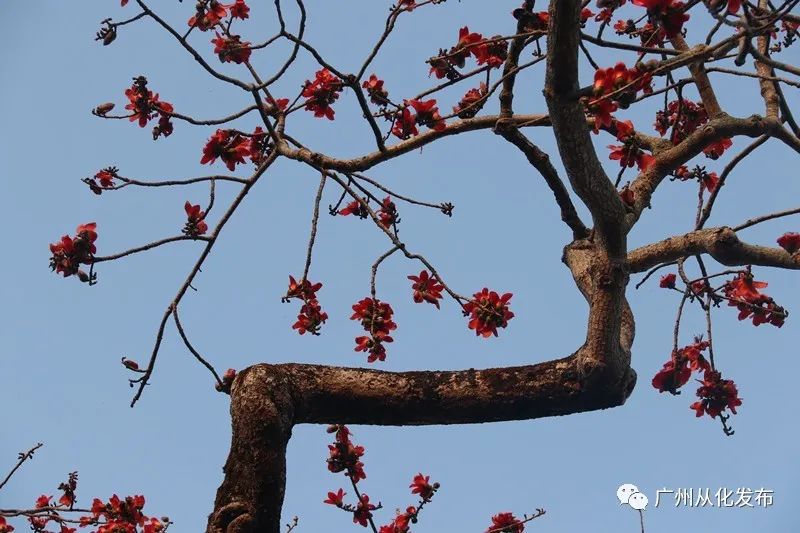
[628,226,800,272]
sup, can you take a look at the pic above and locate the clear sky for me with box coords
[1,1,799,532]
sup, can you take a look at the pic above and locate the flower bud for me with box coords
[94,103,115,116]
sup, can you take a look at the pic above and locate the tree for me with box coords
[2,0,799,532]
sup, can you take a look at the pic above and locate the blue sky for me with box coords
[1,1,799,532]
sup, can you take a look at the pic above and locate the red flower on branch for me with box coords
[211,33,252,64]
[285,276,323,301]
[391,107,419,140]
[473,36,508,68]
[362,74,389,106]
[302,69,344,120]
[690,370,742,419]
[0,517,13,533]
[377,196,398,228]
[351,297,397,362]
[200,129,252,171]
[463,288,514,338]
[408,99,446,132]
[188,1,228,30]
[486,512,524,533]
[408,270,444,308]
[293,299,329,335]
[230,0,250,19]
[703,137,732,159]
[327,425,366,482]
[453,82,488,119]
[324,488,346,507]
[659,273,676,288]
[410,473,436,501]
[183,202,208,237]
[49,223,98,282]
[339,199,370,218]
[652,358,691,393]
[124,76,174,134]
[631,0,690,37]
[777,232,800,254]
[353,494,377,527]
[723,272,787,327]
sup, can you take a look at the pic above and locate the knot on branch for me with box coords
[208,502,253,533]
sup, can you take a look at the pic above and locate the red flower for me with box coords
[362,74,389,106]
[777,232,800,254]
[586,97,618,133]
[690,370,742,418]
[200,129,252,171]
[473,36,508,68]
[377,196,398,228]
[651,358,691,393]
[95,169,115,188]
[188,1,228,30]
[339,199,370,218]
[324,488,346,507]
[230,0,250,19]
[723,272,787,327]
[463,288,514,338]
[703,137,732,159]
[453,82,488,119]
[659,273,676,288]
[124,76,174,132]
[0,516,14,533]
[655,99,707,142]
[351,297,397,362]
[292,299,328,335]
[35,495,52,508]
[302,69,344,120]
[408,270,444,308]
[285,276,323,301]
[211,33,251,64]
[353,494,377,527]
[486,512,524,533]
[408,99,446,131]
[392,107,419,140]
[410,473,436,501]
[700,171,719,193]
[49,223,98,281]
[327,425,366,482]
[631,0,690,37]
[452,26,484,67]
[143,518,164,533]
[183,202,208,236]
[399,0,416,11]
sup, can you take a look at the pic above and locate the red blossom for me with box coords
[339,199,370,218]
[302,69,344,120]
[777,232,800,254]
[124,76,174,134]
[363,74,390,106]
[631,0,690,37]
[487,512,524,533]
[353,494,377,527]
[723,272,787,327]
[391,107,419,140]
[324,488,346,507]
[230,0,250,19]
[659,273,676,288]
[408,99,446,131]
[377,196,398,228]
[35,495,52,508]
[690,370,742,418]
[183,201,208,236]
[211,33,252,64]
[0,517,13,533]
[703,137,732,159]
[453,82,488,118]
[327,425,367,482]
[473,36,508,68]
[463,288,514,338]
[651,358,691,393]
[399,0,416,11]
[200,129,252,171]
[408,270,444,308]
[654,99,707,143]
[292,299,328,335]
[285,276,323,301]
[351,297,397,362]
[49,223,98,281]
[188,1,228,30]
[410,473,436,501]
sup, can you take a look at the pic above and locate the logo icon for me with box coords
[617,483,648,511]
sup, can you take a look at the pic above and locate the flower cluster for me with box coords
[84,168,118,195]
[428,27,508,80]
[463,288,514,338]
[284,276,328,336]
[453,82,488,119]
[652,338,711,394]
[188,1,230,31]
[690,370,742,419]
[326,425,366,482]
[211,33,251,64]
[377,197,398,228]
[659,272,677,289]
[777,232,800,254]
[302,69,344,120]
[655,99,732,159]
[631,0,690,38]
[339,198,370,218]
[363,75,390,106]
[124,76,174,138]
[392,99,446,140]
[608,119,655,171]
[49,223,98,283]
[673,165,719,194]
[200,129,252,171]
[182,202,208,237]
[486,512,525,533]
[614,19,666,46]
[723,272,787,327]
[351,297,397,362]
[587,63,652,130]
[408,270,444,309]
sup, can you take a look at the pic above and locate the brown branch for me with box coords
[670,34,722,117]
[628,226,800,272]
[0,443,43,491]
